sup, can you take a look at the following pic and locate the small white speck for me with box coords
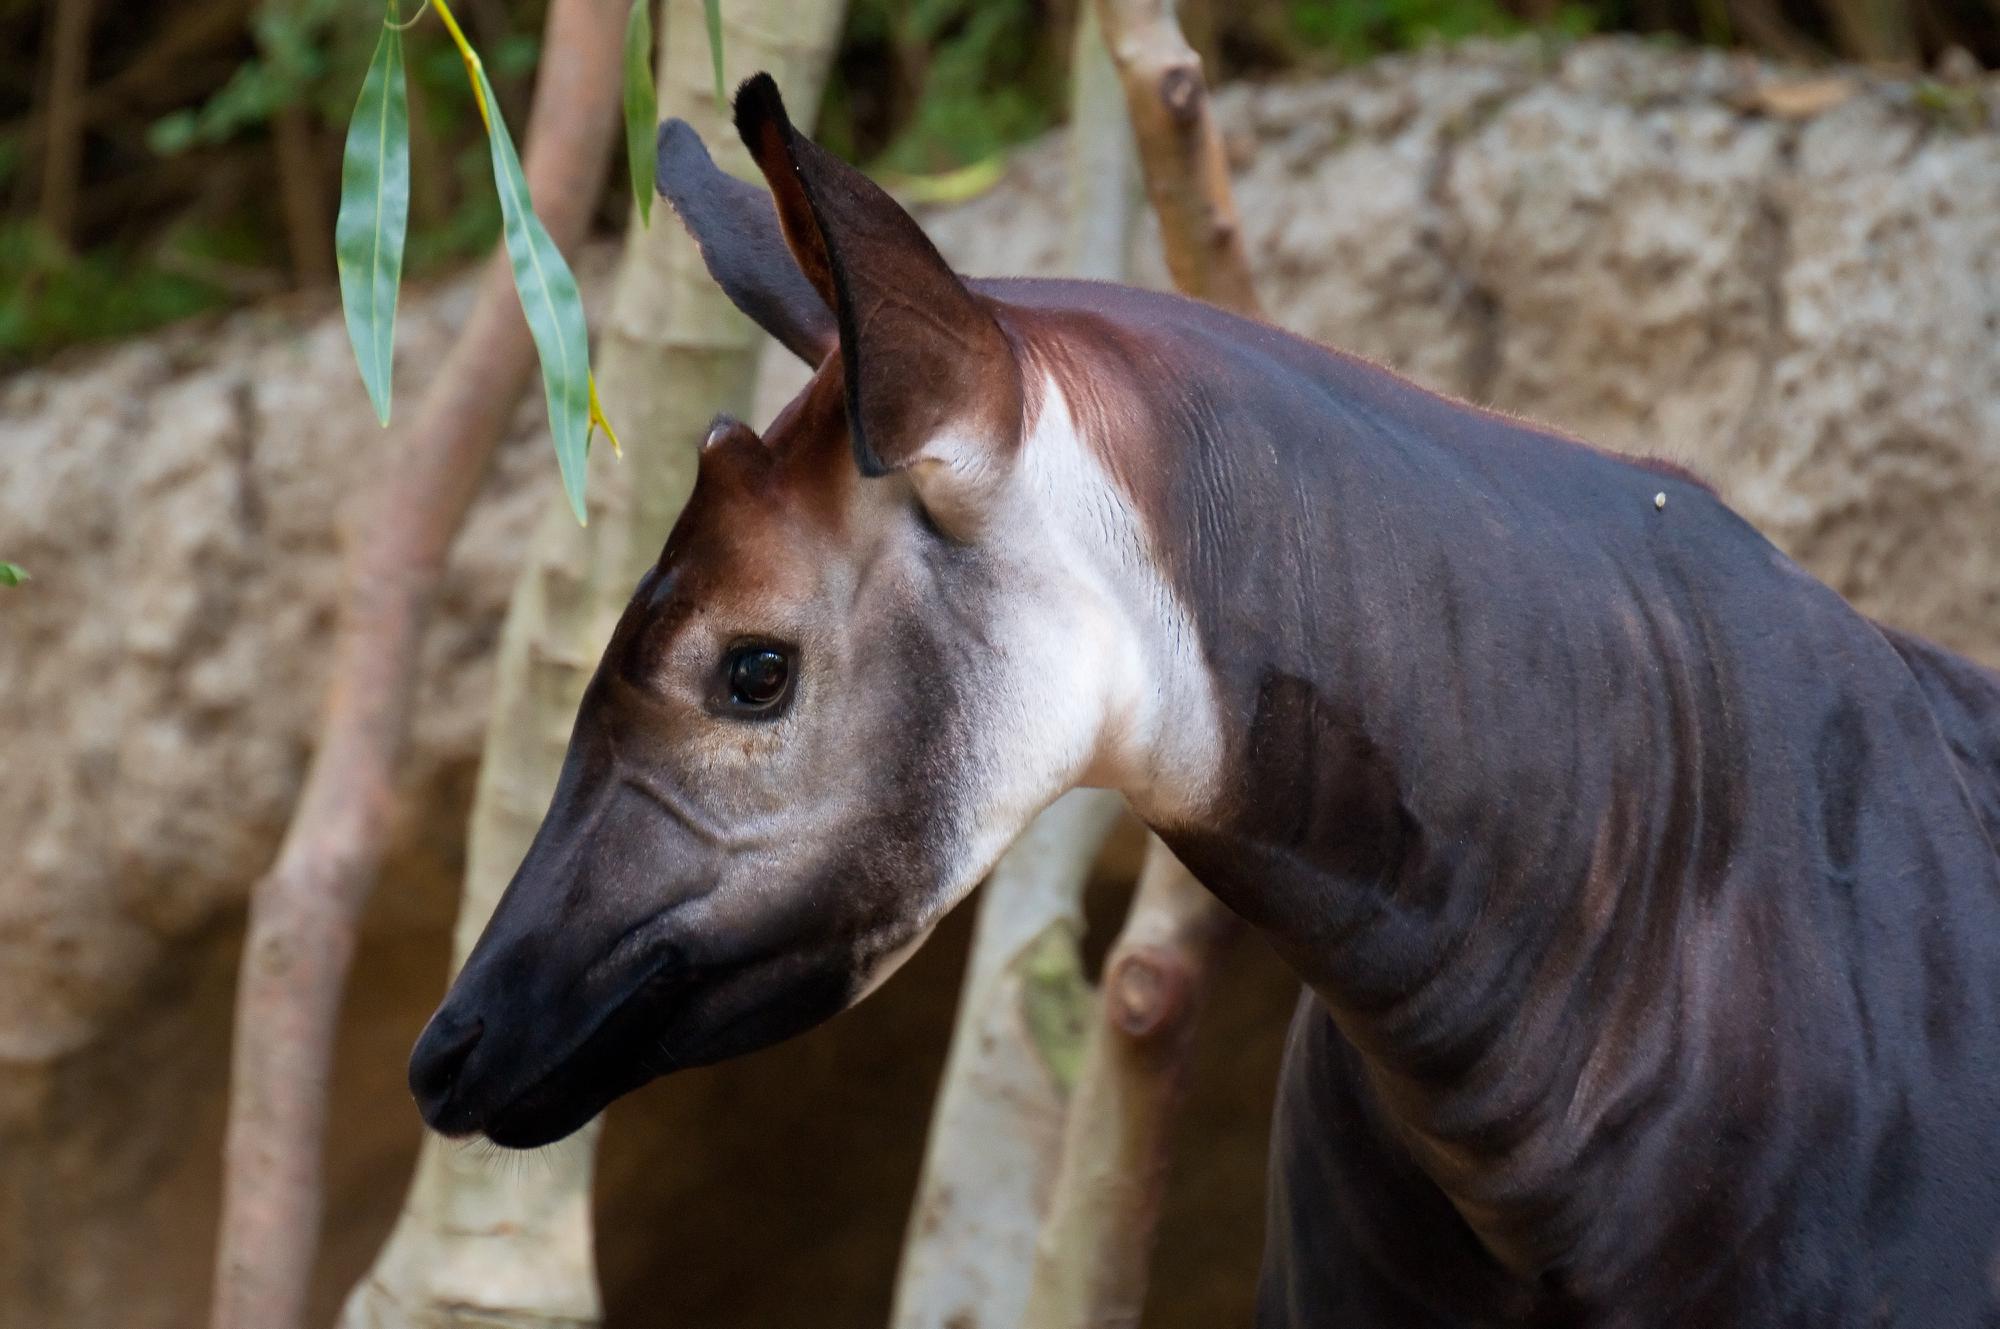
[1653,492,1667,511]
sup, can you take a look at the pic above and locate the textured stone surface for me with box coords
[0,279,537,1066]
[0,269,564,1326]
[924,40,2000,665]
[3,37,1998,1329]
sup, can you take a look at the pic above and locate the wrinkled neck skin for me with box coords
[990,286,1998,1315]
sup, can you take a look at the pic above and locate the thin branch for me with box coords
[1091,0,1259,317]
[36,0,97,248]
[272,104,334,289]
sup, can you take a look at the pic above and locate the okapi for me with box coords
[410,74,2000,1326]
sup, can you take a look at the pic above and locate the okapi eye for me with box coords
[725,646,793,711]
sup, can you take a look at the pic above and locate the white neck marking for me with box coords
[1001,371,1226,830]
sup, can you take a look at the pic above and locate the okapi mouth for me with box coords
[417,926,860,1149]
[476,956,701,1149]
[416,941,696,1147]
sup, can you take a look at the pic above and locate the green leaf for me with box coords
[623,0,657,227]
[704,0,726,110]
[474,64,595,525]
[334,13,411,427]
[0,562,28,587]
[148,109,201,157]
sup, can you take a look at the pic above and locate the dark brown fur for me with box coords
[999,279,2000,1326]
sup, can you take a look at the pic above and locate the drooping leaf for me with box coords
[623,0,658,227]
[704,0,725,110]
[0,561,28,586]
[333,12,410,426]
[474,63,595,524]
[429,0,610,523]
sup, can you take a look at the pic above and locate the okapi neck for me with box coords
[1061,294,1778,1277]
[1155,414,1730,1078]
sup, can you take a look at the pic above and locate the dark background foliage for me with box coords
[1,0,1993,367]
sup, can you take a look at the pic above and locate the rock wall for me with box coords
[0,268,561,1325]
[927,39,2000,664]
[3,37,1997,1329]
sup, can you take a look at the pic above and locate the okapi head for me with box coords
[410,75,1219,1146]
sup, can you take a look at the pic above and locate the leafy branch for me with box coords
[335,0,628,525]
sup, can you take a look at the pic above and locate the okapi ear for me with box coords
[732,73,1023,513]
[655,118,837,366]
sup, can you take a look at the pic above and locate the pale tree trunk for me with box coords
[1021,842,1236,1329]
[887,17,1143,1326]
[1021,0,1258,1323]
[338,4,848,1327]
[1065,3,1142,282]
[209,5,628,1328]
[887,790,1126,1329]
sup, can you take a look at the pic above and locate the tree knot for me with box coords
[1107,947,1192,1038]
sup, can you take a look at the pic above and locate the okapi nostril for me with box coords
[408,1011,485,1124]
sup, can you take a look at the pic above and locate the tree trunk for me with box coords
[207,5,628,1328]
[1021,0,1257,1322]
[273,102,334,289]
[337,3,849,1326]
[1021,842,1236,1329]
[888,17,1144,1323]
[37,0,96,248]
[887,791,1127,1329]
[1091,0,1257,316]
[1065,2,1142,283]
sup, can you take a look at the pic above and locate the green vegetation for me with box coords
[820,0,1066,176]
[0,0,1991,366]
[0,220,230,355]
[146,0,377,157]
[1287,0,1597,64]
[0,0,546,368]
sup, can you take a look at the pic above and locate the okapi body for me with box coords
[410,76,2000,1326]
